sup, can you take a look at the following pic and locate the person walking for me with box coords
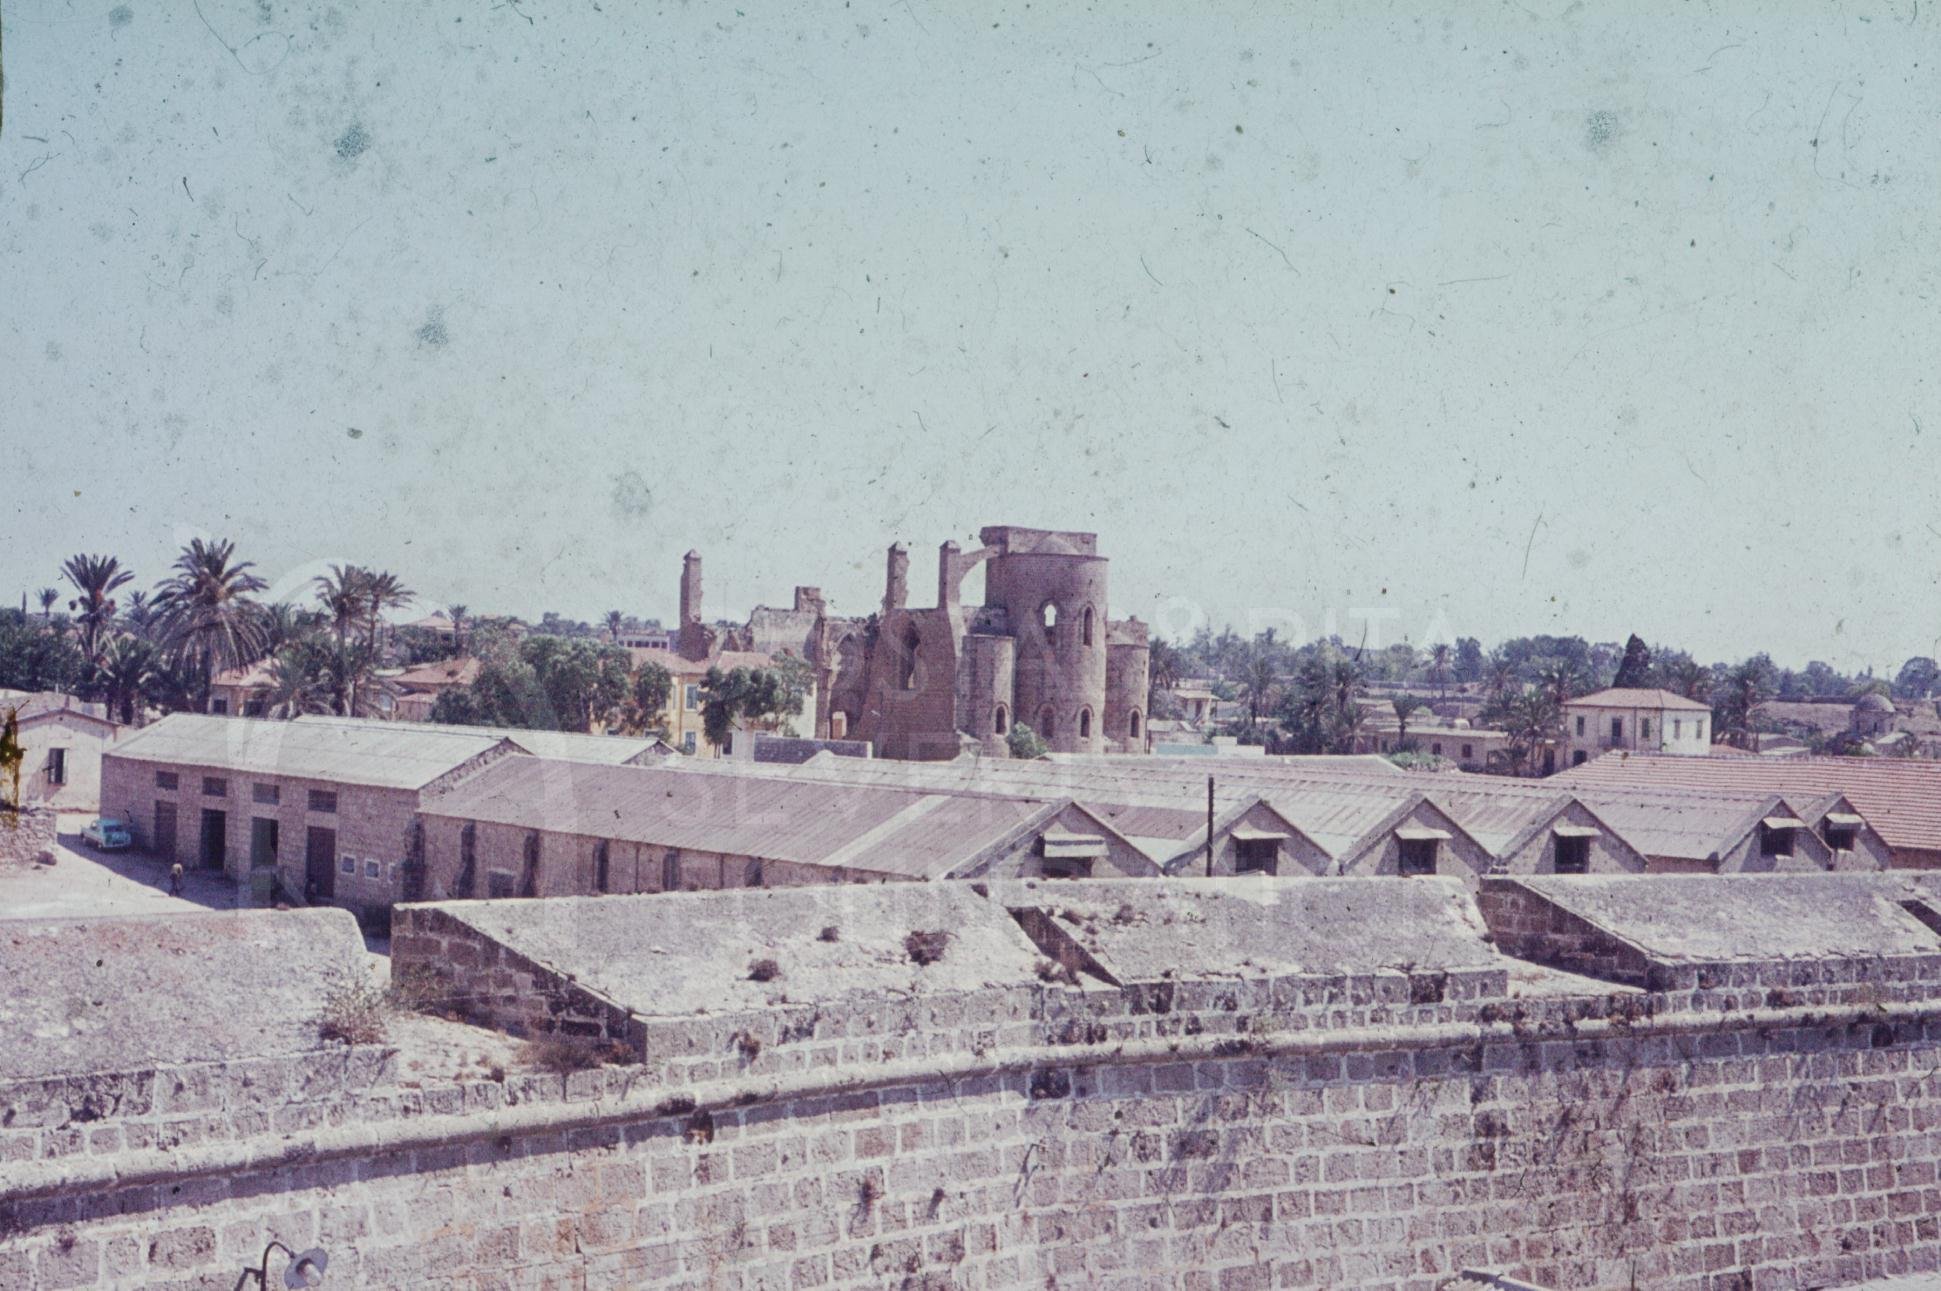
[168,861,184,896]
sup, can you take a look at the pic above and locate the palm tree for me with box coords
[1537,658,1581,708]
[1391,694,1422,750]
[604,610,625,642]
[313,564,369,648]
[1664,657,1710,703]
[1430,643,1451,699]
[1492,685,1562,776]
[61,554,135,665]
[153,538,270,711]
[261,602,325,654]
[37,588,58,620]
[362,570,413,654]
[1240,650,1278,731]
[94,634,159,725]
[120,590,157,640]
[448,604,469,653]
[1718,657,1773,749]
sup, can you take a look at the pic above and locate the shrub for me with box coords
[818,925,841,942]
[748,957,782,982]
[317,966,391,1045]
[1006,722,1049,760]
[522,1032,632,1074]
[904,930,950,966]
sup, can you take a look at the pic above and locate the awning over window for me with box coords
[1824,812,1865,827]
[1395,827,1451,842]
[1552,825,1601,839]
[1231,828,1290,844]
[1761,816,1808,830]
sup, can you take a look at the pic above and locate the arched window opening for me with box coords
[1079,708,1093,739]
[1039,708,1055,739]
[1082,606,1095,647]
[900,623,920,689]
[1128,709,1142,739]
[994,705,1009,735]
[1039,601,1059,643]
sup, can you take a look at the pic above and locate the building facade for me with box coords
[0,693,122,812]
[1562,687,1711,767]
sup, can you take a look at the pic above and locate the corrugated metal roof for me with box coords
[421,758,1053,879]
[1557,752,1941,854]
[294,715,657,765]
[109,712,509,790]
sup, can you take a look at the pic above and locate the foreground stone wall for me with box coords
[6,957,1941,1290]
[0,806,57,867]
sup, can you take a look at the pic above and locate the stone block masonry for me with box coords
[6,877,1941,1288]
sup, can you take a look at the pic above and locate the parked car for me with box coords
[82,817,132,851]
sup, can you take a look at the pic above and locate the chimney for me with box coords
[884,543,909,614]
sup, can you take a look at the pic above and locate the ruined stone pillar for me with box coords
[884,544,909,614]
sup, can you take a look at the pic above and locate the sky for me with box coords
[1,0,1936,673]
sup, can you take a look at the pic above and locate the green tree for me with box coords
[1453,636,1484,685]
[1714,656,1774,748]
[1429,643,1451,698]
[447,604,469,653]
[1895,656,1940,701]
[36,588,58,620]
[1484,684,1562,776]
[1610,633,1653,689]
[1006,721,1049,760]
[313,564,370,649]
[1391,694,1422,750]
[0,609,84,693]
[93,634,160,725]
[620,662,674,736]
[362,570,413,654]
[153,538,270,710]
[60,553,134,666]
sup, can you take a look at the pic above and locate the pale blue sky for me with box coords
[1,0,1935,671]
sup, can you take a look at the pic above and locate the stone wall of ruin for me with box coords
[0,806,58,868]
[7,952,1941,1289]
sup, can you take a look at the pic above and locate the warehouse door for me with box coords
[199,809,227,870]
[306,826,337,901]
[153,801,177,860]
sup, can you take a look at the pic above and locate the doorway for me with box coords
[199,809,227,870]
[154,801,177,860]
[305,826,337,901]
[250,817,280,870]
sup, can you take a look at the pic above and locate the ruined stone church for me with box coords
[732,526,1152,760]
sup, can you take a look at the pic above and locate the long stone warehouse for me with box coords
[96,714,1932,915]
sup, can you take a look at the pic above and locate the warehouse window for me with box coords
[521,833,541,897]
[595,840,611,893]
[252,783,279,806]
[156,770,178,790]
[1554,835,1590,875]
[46,748,67,786]
[1399,838,1439,876]
[308,789,337,813]
[456,823,478,898]
[202,777,228,798]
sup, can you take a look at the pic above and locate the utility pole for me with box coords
[1205,775,1215,877]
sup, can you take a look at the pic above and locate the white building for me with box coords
[1562,688,1711,768]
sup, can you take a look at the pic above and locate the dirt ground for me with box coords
[0,813,244,921]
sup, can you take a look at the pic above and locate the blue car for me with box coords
[82,817,133,851]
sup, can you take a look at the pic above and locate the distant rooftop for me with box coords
[111,712,511,790]
[1565,688,1712,712]
[293,714,658,766]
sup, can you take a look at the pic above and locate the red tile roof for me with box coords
[1555,752,1941,855]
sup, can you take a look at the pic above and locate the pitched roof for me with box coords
[420,758,1057,880]
[292,715,658,766]
[393,656,484,689]
[1565,688,1712,712]
[108,712,513,790]
[209,658,278,689]
[1555,752,1941,855]
[1,690,116,728]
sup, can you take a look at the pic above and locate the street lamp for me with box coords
[247,1241,329,1288]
